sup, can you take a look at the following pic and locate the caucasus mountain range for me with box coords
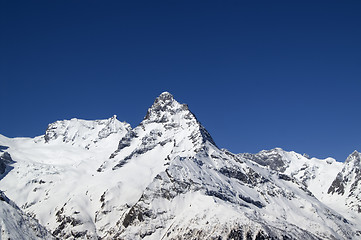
[0,92,360,239]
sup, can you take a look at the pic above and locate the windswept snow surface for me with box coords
[0,92,360,239]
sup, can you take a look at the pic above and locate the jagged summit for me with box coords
[143,92,189,123]
[141,92,215,144]
[346,150,361,164]
[157,91,174,101]
[143,92,216,145]
[107,92,217,167]
[151,91,177,109]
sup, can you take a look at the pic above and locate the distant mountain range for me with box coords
[0,92,360,239]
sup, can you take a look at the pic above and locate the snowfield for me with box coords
[0,92,360,239]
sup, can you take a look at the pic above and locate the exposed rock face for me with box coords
[240,148,289,172]
[0,92,360,239]
[0,146,13,176]
[328,151,361,213]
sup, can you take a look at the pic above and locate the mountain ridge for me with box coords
[0,92,360,239]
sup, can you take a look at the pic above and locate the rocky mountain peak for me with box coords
[143,92,216,146]
[345,150,361,166]
[151,91,177,111]
[143,92,190,123]
[107,92,217,167]
[156,91,174,102]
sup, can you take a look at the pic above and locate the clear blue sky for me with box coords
[1,1,360,161]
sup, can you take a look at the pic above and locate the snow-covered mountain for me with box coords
[0,92,360,239]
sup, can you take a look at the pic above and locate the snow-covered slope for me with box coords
[0,92,360,239]
[240,148,343,201]
[240,148,361,225]
[0,116,132,239]
[0,190,54,240]
[43,115,131,149]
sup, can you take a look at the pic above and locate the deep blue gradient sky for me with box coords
[1,1,360,161]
